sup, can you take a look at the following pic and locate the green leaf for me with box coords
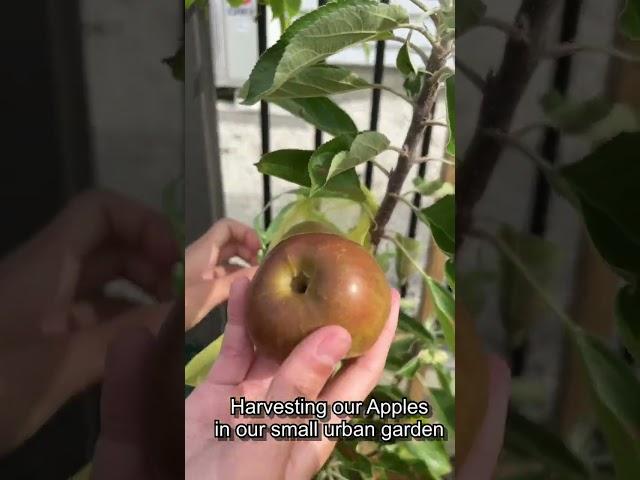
[541,91,612,134]
[445,259,455,289]
[398,310,434,346]
[616,284,640,361]
[307,136,366,202]
[376,250,395,273]
[403,71,425,99]
[420,195,455,256]
[265,65,371,99]
[394,233,423,285]
[504,410,591,479]
[327,131,390,181]
[497,225,558,349]
[561,132,640,276]
[399,440,451,477]
[396,42,416,77]
[386,335,419,370]
[186,0,209,10]
[185,335,224,387]
[274,97,357,136]
[396,355,422,378]
[621,0,640,40]
[285,0,302,18]
[427,278,454,352]
[241,0,408,104]
[256,149,313,187]
[573,328,640,478]
[457,0,487,36]
[446,76,455,156]
[256,147,365,202]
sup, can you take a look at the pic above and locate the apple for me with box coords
[247,225,391,361]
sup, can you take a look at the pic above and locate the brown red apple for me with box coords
[247,225,391,361]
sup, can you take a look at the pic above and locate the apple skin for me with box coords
[247,232,391,361]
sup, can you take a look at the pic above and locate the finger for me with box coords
[243,353,280,395]
[92,327,154,480]
[185,266,257,330]
[186,218,260,282]
[77,248,172,298]
[265,326,351,403]
[205,278,255,385]
[291,289,400,477]
[50,190,179,266]
[457,355,511,480]
[321,289,400,403]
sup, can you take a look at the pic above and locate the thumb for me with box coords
[92,327,155,480]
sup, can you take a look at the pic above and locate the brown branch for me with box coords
[455,0,561,252]
[371,46,449,246]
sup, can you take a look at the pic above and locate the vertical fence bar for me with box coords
[510,0,583,376]
[258,2,272,227]
[365,0,389,188]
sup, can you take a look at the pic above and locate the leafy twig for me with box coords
[371,40,450,246]
[543,42,640,62]
[456,0,561,251]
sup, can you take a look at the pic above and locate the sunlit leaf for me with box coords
[395,233,423,286]
[241,0,408,104]
[185,335,224,387]
[446,76,455,156]
[396,41,416,77]
[420,195,455,256]
[266,65,371,99]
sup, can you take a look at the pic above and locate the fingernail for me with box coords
[316,328,352,364]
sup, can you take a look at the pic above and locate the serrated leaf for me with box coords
[241,0,408,104]
[323,131,389,184]
[497,225,557,349]
[307,136,367,202]
[398,310,434,346]
[256,147,364,202]
[561,132,640,276]
[265,65,371,99]
[394,233,423,285]
[616,284,640,361]
[285,0,302,18]
[403,71,424,99]
[427,278,454,351]
[256,149,313,187]
[420,195,455,256]
[541,91,612,134]
[621,0,640,40]
[274,97,357,136]
[185,335,224,387]
[396,42,416,76]
[504,410,591,479]
[446,76,455,156]
[573,328,640,477]
[457,0,487,36]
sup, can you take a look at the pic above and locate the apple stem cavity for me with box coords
[291,272,310,294]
